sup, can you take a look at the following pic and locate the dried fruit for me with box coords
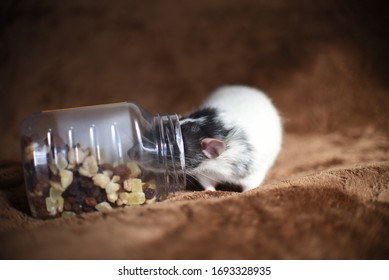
[146,181,157,190]
[118,192,131,204]
[129,178,143,193]
[62,211,76,217]
[100,163,114,172]
[49,180,64,192]
[45,197,57,216]
[57,196,64,212]
[126,192,146,206]
[49,187,62,201]
[145,197,156,205]
[79,161,98,177]
[127,162,141,178]
[23,135,159,218]
[102,170,113,178]
[116,198,124,206]
[79,177,94,189]
[63,201,72,211]
[72,203,82,213]
[92,173,110,189]
[95,202,113,212]
[111,175,120,183]
[144,188,155,200]
[105,182,120,194]
[59,169,73,191]
[84,197,97,207]
[114,164,130,179]
[123,180,131,192]
[107,192,118,203]
[86,186,102,199]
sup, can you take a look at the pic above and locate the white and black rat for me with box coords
[179,85,282,192]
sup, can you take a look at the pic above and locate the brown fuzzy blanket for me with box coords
[0,0,388,259]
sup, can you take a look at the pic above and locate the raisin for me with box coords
[80,177,94,189]
[100,163,114,172]
[63,201,72,211]
[82,205,95,213]
[86,186,101,198]
[114,164,130,185]
[142,183,150,191]
[84,197,97,207]
[72,203,82,214]
[144,188,155,200]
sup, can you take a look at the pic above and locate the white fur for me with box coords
[192,85,282,191]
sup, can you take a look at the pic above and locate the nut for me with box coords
[59,169,73,191]
[95,202,113,212]
[105,182,120,194]
[107,192,118,203]
[79,155,99,177]
[92,173,110,189]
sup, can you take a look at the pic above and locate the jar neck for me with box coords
[152,114,186,199]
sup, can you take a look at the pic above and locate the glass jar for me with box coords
[20,102,186,219]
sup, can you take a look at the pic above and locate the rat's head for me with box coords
[179,115,227,171]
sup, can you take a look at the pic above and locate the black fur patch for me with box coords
[180,107,231,169]
[180,107,253,179]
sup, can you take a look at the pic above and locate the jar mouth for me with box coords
[153,114,186,199]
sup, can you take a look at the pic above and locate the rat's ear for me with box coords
[201,138,226,159]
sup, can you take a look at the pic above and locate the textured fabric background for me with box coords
[0,0,388,259]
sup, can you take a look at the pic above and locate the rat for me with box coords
[179,85,282,192]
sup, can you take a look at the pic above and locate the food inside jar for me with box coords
[22,135,156,218]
